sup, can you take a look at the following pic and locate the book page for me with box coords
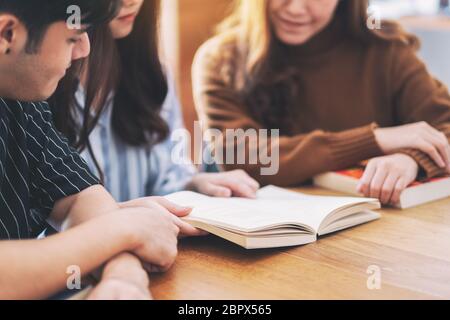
[256,186,379,229]
[165,186,377,233]
[165,191,312,232]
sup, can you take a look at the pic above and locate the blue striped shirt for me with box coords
[75,80,198,202]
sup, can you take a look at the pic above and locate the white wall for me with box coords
[406,27,450,88]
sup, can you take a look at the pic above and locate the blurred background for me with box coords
[160,0,450,135]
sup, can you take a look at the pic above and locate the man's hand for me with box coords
[357,154,419,206]
[120,197,208,238]
[107,206,181,271]
[186,170,260,198]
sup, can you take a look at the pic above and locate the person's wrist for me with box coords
[395,152,416,162]
[96,276,151,298]
[102,254,149,288]
[373,128,388,153]
[396,153,419,173]
[109,211,142,252]
[185,177,199,192]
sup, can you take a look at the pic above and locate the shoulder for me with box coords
[353,31,423,78]
[193,31,242,83]
[364,22,421,64]
[357,30,430,92]
[372,37,418,55]
[195,31,240,62]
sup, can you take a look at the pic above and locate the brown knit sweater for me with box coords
[192,17,450,187]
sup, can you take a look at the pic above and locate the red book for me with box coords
[314,166,450,209]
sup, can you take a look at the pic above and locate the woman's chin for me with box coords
[277,33,312,46]
[111,26,134,40]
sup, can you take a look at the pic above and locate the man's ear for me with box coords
[0,14,22,55]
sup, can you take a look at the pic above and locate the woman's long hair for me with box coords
[218,0,419,77]
[49,0,169,180]
[216,0,419,134]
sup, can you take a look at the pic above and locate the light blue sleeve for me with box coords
[146,77,198,196]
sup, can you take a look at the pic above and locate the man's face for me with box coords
[6,21,90,101]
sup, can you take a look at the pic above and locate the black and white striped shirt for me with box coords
[0,98,100,240]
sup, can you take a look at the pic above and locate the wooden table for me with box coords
[150,187,450,300]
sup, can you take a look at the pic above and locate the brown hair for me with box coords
[218,0,419,76]
[215,0,419,134]
[49,0,169,181]
[49,25,118,153]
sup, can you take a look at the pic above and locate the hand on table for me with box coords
[357,154,419,206]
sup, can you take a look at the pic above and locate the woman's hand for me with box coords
[357,154,419,206]
[186,170,260,198]
[374,122,450,170]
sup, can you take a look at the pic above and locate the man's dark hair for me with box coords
[0,0,120,53]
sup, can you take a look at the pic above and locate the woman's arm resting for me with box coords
[192,44,384,186]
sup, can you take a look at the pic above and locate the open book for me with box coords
[165,186,381,249]
[314,167,450,209]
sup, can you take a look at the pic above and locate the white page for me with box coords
[166,187,377,232]
[165,191,306,232]
[256,186,379,230]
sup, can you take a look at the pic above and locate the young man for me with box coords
[0,0,197,300]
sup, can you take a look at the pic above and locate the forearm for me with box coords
[218,123,383,186]
[100,253,149,287]
[58,186,147,288]
[56,185,119,230]
[194,48,383,186]
[86,252,152,300]
[0,215,132,300]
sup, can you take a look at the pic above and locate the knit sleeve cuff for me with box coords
[328,123,383,168]
[398,148,447,178]
[399,123,450,178]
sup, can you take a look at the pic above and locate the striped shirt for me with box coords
[76,79,198,202]
[0,98,99,240]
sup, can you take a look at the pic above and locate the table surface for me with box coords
[150,186,450,300]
